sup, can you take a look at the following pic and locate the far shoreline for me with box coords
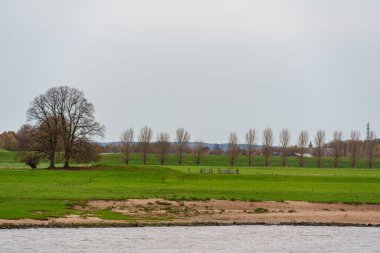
[1,221,380,229]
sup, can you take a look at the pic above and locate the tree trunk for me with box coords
[143,149,147,165]
[179,150,182,165]
[28,163,37,169]
[368,155,372,169]
[282,147,286,167]
[64,152,70,168]
[125,153,129,164]
[48,152,55,169]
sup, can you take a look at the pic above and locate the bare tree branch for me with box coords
[138,126,153,165]
[156,132,170,165]
[227,132,239,166]
[279,129,291,167]
[297,130,309,167]
[175,128,190,165]
[120,128,134,164]
[245,129,257,167]
[262,128,274,167]
[193,140,206,166]
[349,130,361,168]
[314,130,326,168]
[332,131,343,168]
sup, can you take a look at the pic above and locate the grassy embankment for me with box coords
[99,153,380,168]
[1,149,380,221]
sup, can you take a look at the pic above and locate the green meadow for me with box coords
[1,149,379,169]
[0,166,380,220]
[1,149,380,221]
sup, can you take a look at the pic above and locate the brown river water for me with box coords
[1,225,380,252]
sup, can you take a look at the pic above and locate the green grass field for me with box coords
[1,149,379,169]
[0,165,380,220]
[1,149,380,221]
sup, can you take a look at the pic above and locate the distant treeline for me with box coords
[2,121,379,169]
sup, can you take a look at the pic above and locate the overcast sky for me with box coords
[1,0,379,143]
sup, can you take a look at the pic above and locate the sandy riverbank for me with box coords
[1,199,380,228]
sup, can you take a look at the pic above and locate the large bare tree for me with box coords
[193,140,206,166]
[227,132,239,166]
[156,132,170,165]
[367,131,376,168]
[27,86,104,168]
[138,126,153,165]
[245,129,257,167]
[120,128,134,164]
[279,129,291,167]
[175,128,190,165]
[332,131,343,168]
[314,130,326,168]
[262,128,274,167]
[297,130,309,167]
[349,130,361,168]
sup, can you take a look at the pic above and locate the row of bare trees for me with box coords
[121,127,378,168]
[121,127,195,165]
[226,128,275,167]
[228,128,377,168]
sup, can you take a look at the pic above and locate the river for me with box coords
[1,225,379,252]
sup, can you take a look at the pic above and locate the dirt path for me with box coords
[1,199,380,228]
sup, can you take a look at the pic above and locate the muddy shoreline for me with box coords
[1,222,380,229]
[2,199,380,229]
